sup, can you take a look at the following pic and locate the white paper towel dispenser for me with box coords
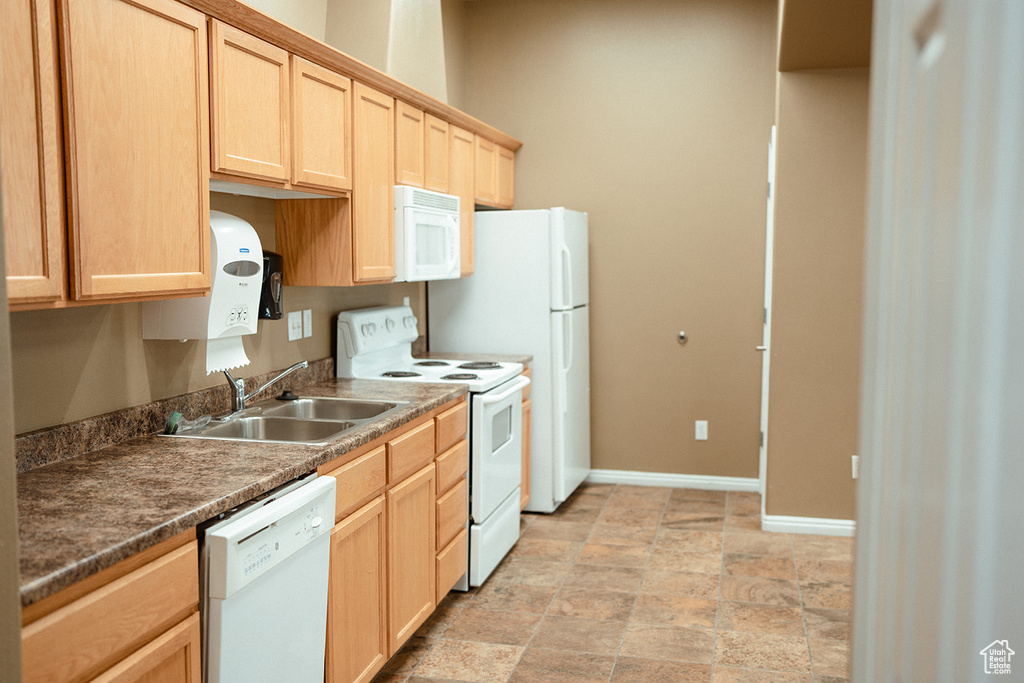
[142,211,263,374]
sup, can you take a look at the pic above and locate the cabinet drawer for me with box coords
[22,541,199,683]
[91,611,201,683]
[435,439,468,495]
[324,445,386,520]
[434,401,467,453]
[387,419,435,483]
[436,527,468,599]
[435,477,468,550]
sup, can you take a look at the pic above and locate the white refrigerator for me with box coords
[428,208,590,513]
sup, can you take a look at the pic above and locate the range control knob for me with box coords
[385,318,396,332]
[404,315,417,328]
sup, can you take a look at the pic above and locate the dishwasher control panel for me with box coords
[206,476,336,600]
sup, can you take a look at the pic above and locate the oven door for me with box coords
[403,207,460,281]
[470,375,529,523]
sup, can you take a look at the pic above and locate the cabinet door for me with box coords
[386,462,436,656]
[275,197,353,287]
[210,20,290,182]
[59,0,210,301]
[449,125,475,275]
[497,145,515,208]
[474,135,497,205]
[291,56,351,191]
[395,100,424,187]
[424,114,450,193]
[352,82,395,283]
[326,496,387,683]
[1,0,65,306]
[22,541,199,683]
[91,612,201,683]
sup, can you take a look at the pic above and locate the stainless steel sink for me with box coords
[164,396,409,445]
[260,397,400,421]
[196,416,356,444]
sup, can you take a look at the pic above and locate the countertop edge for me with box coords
[18,380,467,607]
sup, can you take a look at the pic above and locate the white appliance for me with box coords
[201,473,336,683]
[393,185,460,282]
[142,210,263,374]
[429,208,591,513]
[335,305,527,588]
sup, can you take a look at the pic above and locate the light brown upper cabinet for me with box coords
[291,56,352,192]
[497,145,515,208]
[448,125,475,275]
[395,105,451,194]
[58,0,210,302]
[474,136,497,206]
[475,136,515,209]
[394,101,425,188]
[353,82,396,283]
[1,0,65,308]
[210,20,290,183]
[424,114,450,193]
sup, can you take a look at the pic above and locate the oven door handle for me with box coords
[479,375,531,406]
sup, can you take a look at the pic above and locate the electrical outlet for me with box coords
[852,454,860,479]
[695,420,708,441]
[287,311,302,341]
[302,309,312,338]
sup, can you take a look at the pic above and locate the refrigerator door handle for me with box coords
[560,246,573,308]
[558,312,572,416]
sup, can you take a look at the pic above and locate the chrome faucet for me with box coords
[223,361,308,413]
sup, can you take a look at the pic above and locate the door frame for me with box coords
[758,125,777,515]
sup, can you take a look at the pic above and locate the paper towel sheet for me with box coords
[207,336,250,375]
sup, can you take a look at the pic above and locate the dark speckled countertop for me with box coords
[17,377,465,608]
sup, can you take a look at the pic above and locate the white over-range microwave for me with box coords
[393,185,461,282]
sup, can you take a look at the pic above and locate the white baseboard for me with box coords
[761,514,857,537]
[585,469,760,492]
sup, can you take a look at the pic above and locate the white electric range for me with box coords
[336,305,528,589]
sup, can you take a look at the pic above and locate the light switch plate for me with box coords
[695,420,708,441]
[287,311,302,341]
[302,309,312,338]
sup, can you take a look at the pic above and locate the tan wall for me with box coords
[440,0,468,111]
[244,0,328,42]
[9,194,424,435]
[766,68,869,519]
[463,0,777,478]
[387,0,448,102]
[325,0,450,103]
[325,0,390,71]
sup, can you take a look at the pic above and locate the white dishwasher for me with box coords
[200,473,336,683]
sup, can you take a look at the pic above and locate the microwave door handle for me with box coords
[447,215,460,269]
[479,375,531,406]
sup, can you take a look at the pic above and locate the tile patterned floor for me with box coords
[371,484,854,683]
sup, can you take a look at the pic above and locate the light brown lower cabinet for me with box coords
[387,462,437,655]
[21,531,200,683]
[91,612,201,683]
[326,495,388,683]
[321,399,468,683]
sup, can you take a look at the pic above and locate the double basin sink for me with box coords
[170,396,408,445]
